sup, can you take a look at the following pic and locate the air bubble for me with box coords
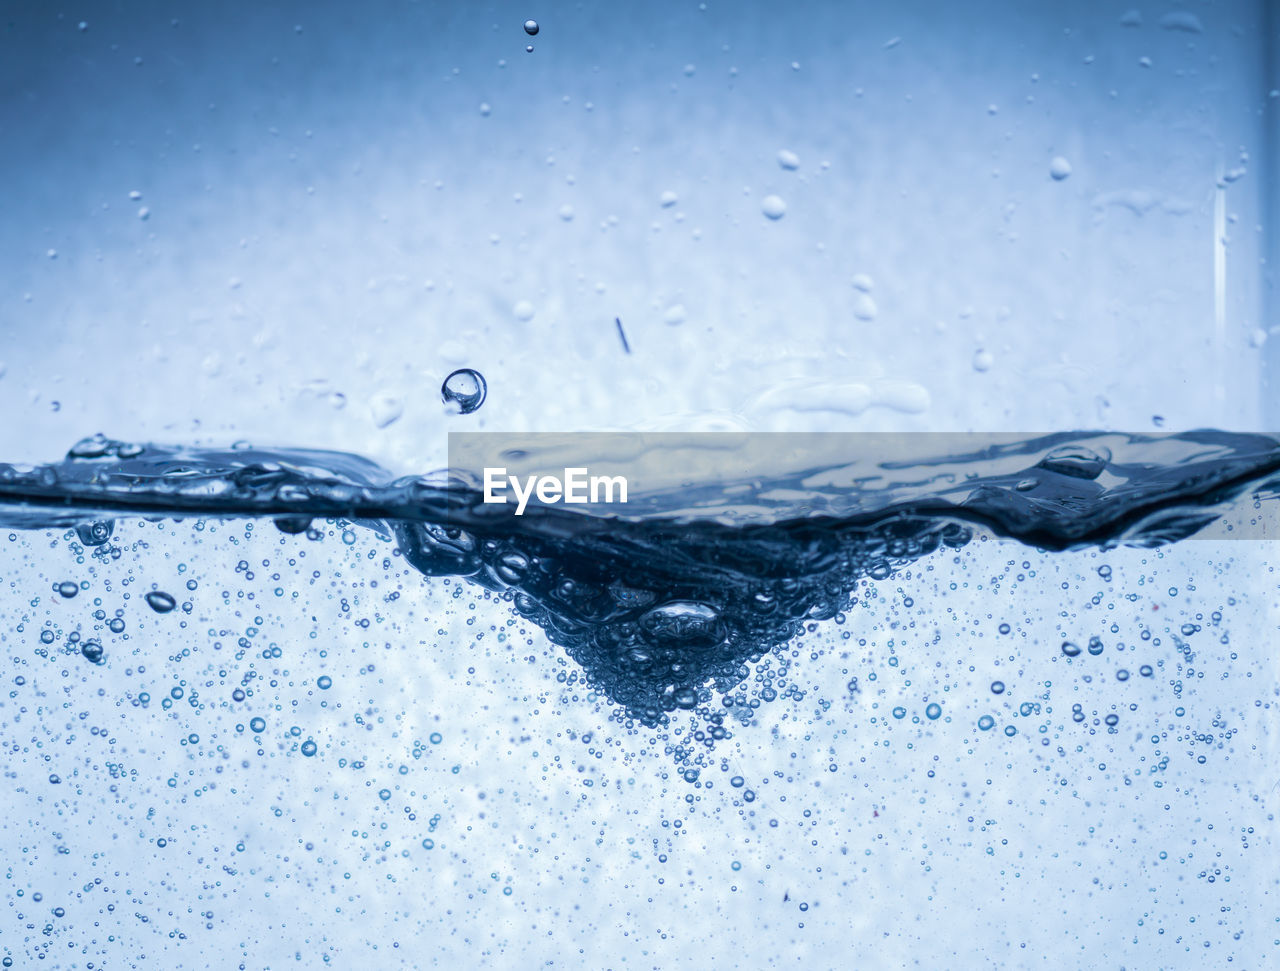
[145,591,177,614]
[1049,156,1072,180]
[523,19,539,35]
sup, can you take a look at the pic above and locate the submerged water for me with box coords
[2,431,1278,965]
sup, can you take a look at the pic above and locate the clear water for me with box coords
[2,431,1279,965]
[3,1,1279,967]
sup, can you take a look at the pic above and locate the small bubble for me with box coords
[441,368,488,414]
[317,675,332,690]
[250,717,266,734]
[1087,636,1104,656]
[973,349,993,372]
[978,715,996,731]
[301,739,318,757]
[57,581,79,598]
[761,195,787,220]
[777,149,800,170]
[990,680,1005,694]
[1049,156,1073,180]
[512,300,536,321]
[523,19,539,35]
[1061,640,1082,657]
[925,702,942,720]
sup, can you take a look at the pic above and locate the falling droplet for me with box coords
[442,368,488,415]
[523,19,539,35]
[1049,156,1073,181]
[145,591,177,614]
[761,195,787,220]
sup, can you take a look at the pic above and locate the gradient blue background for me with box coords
[1,3,1278,968]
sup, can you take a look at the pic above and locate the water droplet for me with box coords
[761,195,786,220]
[441,368,488,414]
[523,19,539,35]
[1049,156,1073,181]
[369,392,403,429]
[777,149,800,170]
[852,291,877,321]
[557,203,574,221]
[145,591,176,614]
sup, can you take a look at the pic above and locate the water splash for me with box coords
[2,429,1279,725]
